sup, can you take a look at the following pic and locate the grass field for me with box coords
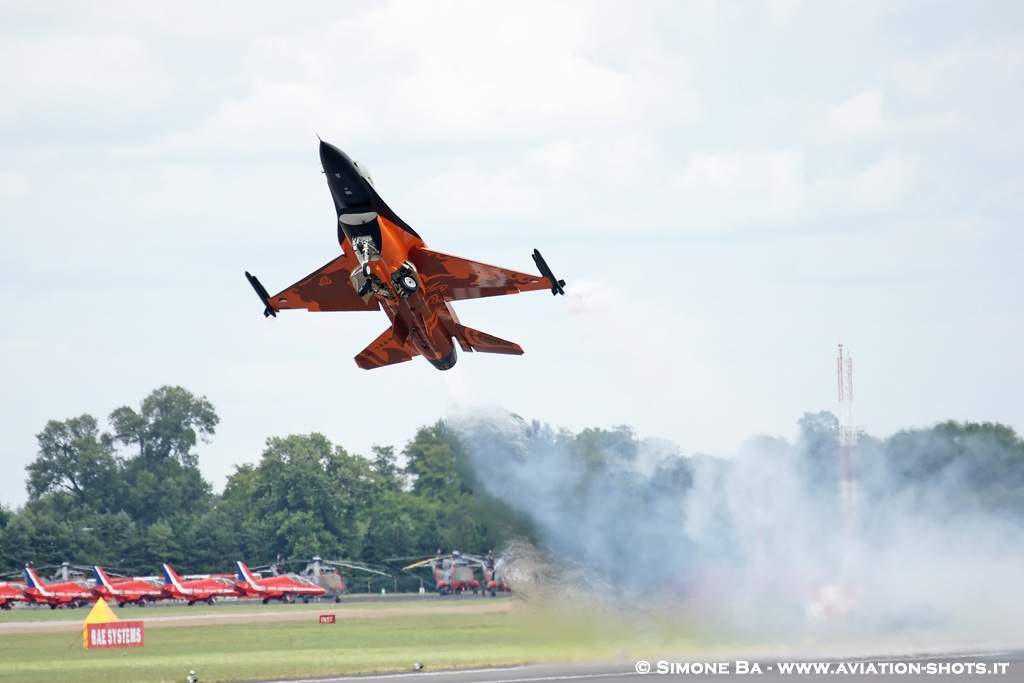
[0,598,707,683]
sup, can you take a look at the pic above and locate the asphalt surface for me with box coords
[238,651,1023,683]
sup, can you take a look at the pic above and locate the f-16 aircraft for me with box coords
[234,560,327,603]
[245,140,565,371]
[0,581,28,610]
[93,566,166,607]
[161,563,240,605]
[23,566,95,609]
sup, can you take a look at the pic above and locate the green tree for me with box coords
[880,420,1024,516]
[796,410,840,490]
[26,415,121,510]
[370,445,407,492]
[404,422,469,502]
[13,500,76,566]
[362,491,443,563]
[144,518,180,565]
[227,434,378,561]
[402,422,519,553]
[119,457,213,526]
[109,386,218,467]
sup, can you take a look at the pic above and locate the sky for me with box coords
[2,0,1023,509]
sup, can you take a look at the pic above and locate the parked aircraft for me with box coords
[92,566,166,607]
[466,552,511,597]
[0,581,28,610]
[245,139,565,371]
[23,566,95,609]
[161,563,240,605]
[403,551,480,595]
[262,556,393,598]
[234,560,326,603]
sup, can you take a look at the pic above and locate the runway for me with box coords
[238,650,1022,683]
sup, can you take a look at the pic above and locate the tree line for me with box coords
[0,386,536,581]
[1,387,1022,583]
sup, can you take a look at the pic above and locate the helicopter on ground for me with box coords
[257,556,392,600]
[463,551,512,597]
[402,551,480,595]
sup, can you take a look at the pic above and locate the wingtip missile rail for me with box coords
[244,271,277,318]
[531,249,566,296]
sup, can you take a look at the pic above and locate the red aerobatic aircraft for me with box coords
[0,581,28,610]
[23,566,95,609]
[245,140,565,371]
[93,566,166,607]
[234,561,326,604]
[161,563,240,605]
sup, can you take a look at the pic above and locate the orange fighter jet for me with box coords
[245,140,565,371]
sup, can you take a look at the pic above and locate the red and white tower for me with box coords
[836,344,862,527]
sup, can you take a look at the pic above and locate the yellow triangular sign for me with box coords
[83,597,120,648]
[84,597,119,625]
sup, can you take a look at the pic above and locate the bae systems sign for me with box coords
[85,621,145,649]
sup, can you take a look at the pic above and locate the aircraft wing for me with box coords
[260,253,380,314]
[414,248,556,302]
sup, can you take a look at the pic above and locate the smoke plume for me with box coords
[451,409,1024,647]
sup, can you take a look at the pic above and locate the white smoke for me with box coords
[452,409,1024,647]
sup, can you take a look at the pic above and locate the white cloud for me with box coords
[402,159,542,225]
[0,170,29,200]
[892,35,1024,94]
[325,0,699,141]
[826,89,888,137]
[848,154,915,209]
[0,36,174,123]
[670,150,808,232]
[525,141,592,179]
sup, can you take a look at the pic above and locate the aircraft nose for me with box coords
[318,139,351,170]
[319,140,372,208]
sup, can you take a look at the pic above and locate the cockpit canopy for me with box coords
[353,161,374,188]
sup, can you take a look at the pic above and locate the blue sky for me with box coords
[2,1,1023,507]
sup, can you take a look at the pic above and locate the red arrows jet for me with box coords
[161,563,240,605]
[93,566,166,607]
[23,566,95,609]
[234,561,326,604]
[0,581,28,610]
[245,140,565,371]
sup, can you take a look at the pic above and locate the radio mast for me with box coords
[836,344,862,529]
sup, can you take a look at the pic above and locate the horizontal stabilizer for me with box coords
[355,326,420,370]
[454,324,524,356]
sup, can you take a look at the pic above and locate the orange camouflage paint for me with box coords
[245,140,564,371]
